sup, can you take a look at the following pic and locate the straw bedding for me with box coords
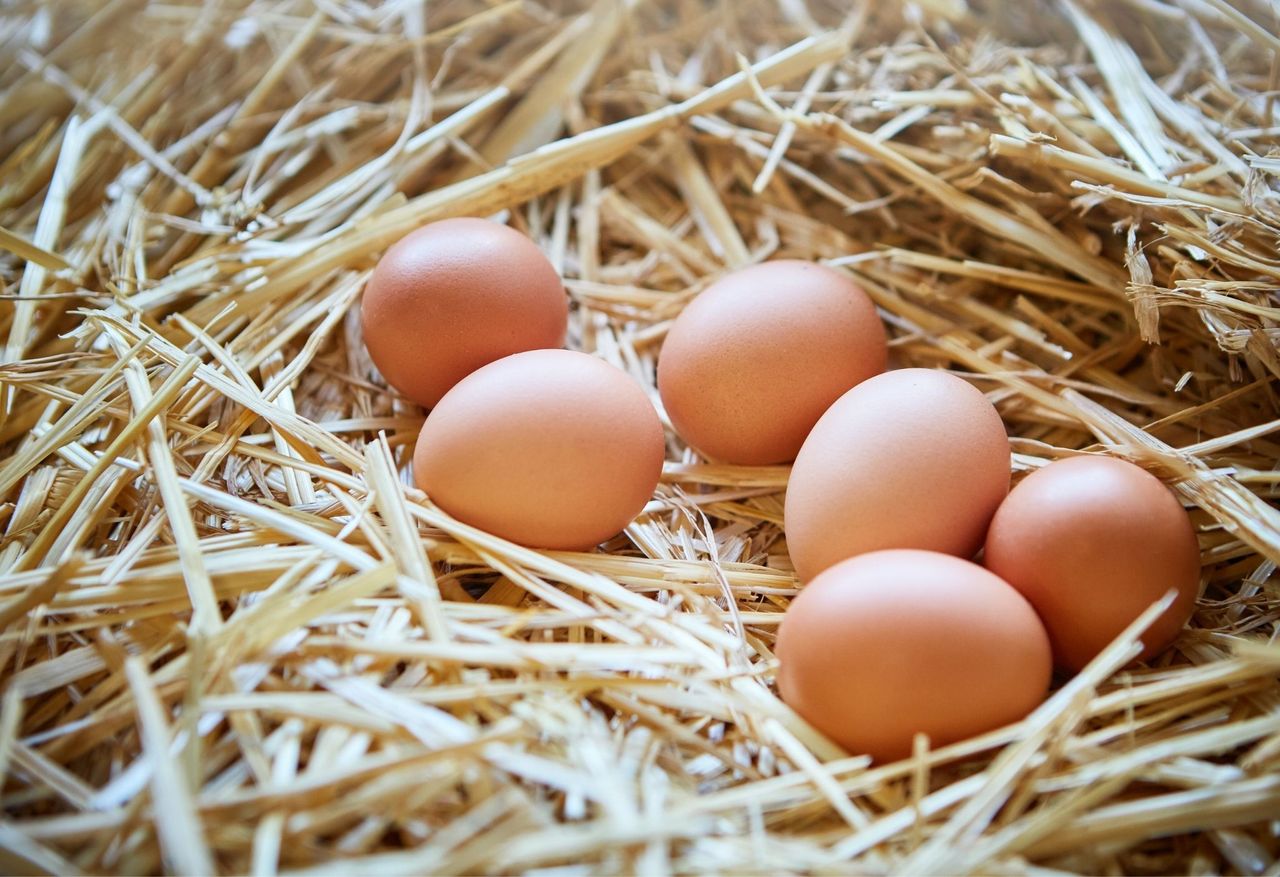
[0,0,1278,873]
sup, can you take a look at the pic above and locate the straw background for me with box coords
[1,0,1279,873]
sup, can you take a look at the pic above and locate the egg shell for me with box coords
[983,455,1201,672]
[361,217,568,408]
[413,349,664,551]
[776,549,1051,762]
[784,368,1011,581]
[657,260,887,465]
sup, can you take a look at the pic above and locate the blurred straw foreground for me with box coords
[1,0,1279,873]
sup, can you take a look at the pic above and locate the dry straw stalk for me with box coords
[0,0,1278,873]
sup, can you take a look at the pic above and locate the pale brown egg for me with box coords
[361,217,568,408]
[984,455,1201,672]
[784,368,1010,581]
[777,550,1051,762]
[657,261,886,465]
[413,349,664,551]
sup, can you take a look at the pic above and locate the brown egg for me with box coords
[413,349,664,550]
[784,368,1010,581]
[984,456,1201,672]
[777,550,1051,762]
[657,261,886,465]
[361,217,568,408]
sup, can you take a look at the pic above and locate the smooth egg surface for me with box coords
[984,455,1201,672]
[361,217,568,408]
[413,349,664,551]
[784,368,1011,581]
[657,261,886,465]
[776,549,1051,762]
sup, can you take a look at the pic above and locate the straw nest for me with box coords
[1,0,1278,873]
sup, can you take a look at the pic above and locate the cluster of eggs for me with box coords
[362,218,665,551]
[362,217,1202,763]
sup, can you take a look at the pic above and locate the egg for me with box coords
[984,456,1201,672]
[657,261,886,465]
[361,217,568,408]
[784,368,1010,581]
[413,349,664,550]
[777,549,1051,762]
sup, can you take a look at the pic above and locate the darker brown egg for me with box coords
[984,455,1201,671]
[361,217,568,408]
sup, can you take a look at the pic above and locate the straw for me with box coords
[0,0,1277,873]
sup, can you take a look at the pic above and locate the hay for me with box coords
[0,0,1278,872]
